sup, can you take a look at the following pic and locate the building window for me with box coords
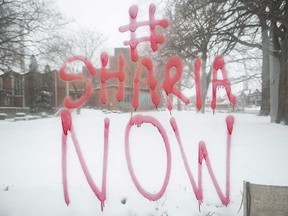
[140,93,149,104]
[14,77,23,95]
[124,91,132,103]
[4,94,11,106]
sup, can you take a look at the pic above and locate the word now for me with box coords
[59,54,236,113]
[61,110,234,211]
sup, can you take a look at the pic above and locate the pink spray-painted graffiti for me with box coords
[61,109,109,211]
[162,56,190,113]
[100,52,125,104]
[59,55,235,113]
[132,58,160,110]
[125,115,171,201]
[61,111,234,211]
[194,58,202,111]
[59,56,97,109]
[170,115,234,209]
[119,3,169,62]
[59,3,237,212]
[211,56,236,113]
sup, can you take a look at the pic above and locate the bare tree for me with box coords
[0,0,68,73]
[39,28,106,70]
[224,0,288,123]
[170,0,288,123]
[156,0,250,112]
[266,0,288,124]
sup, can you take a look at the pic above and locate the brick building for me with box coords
[0,71,24,107]
[86,48,155,111]
[0,48,157,113]
[0,69,67,112]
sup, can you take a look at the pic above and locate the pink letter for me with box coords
[59,56,97,108]
[170,115,234,209]
[194,58,202,110]
[125,114,171,201]
[61,109,109,211]
[132,58,160,110]
[211,56,236,113]
[100,52,125,104]
[162,56,190,112]
[119,4,169,62]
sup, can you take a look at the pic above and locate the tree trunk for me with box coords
[259,20,270,116]
[200,53,208,113]
[269,20,281,122]
[275,35,288,124]
[269,53,280,121]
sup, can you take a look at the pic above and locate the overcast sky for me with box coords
[56,0,166,53]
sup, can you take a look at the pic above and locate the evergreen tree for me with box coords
[35,89,53,112]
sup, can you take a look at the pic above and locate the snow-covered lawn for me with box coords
[0,109,287,216]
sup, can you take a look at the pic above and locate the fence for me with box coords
[244,181,288,216]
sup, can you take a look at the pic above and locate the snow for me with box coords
[0,109,287,216]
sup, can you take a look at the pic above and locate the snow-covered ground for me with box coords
[0,109,287,216]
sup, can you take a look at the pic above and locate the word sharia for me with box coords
[59,54,236,113]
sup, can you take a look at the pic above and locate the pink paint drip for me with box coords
[59,56,97,109]
[194,58,202,111]
[211,56,236,113]
[100,52,125,104]
[170,115,234,209]
[162,56,190,112]
[165,94,173,115]
[132,58,160,111]
[62,132,70,206]
[61,109,71,205]
[61,109,109,211]
[125,114,171,201]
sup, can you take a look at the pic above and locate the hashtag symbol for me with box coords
[119,3,169,62]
